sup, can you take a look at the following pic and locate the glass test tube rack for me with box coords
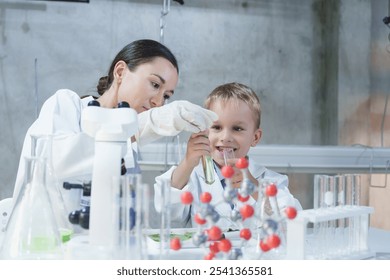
[286,206,375,260]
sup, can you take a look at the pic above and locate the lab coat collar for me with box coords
[247,158,267,179]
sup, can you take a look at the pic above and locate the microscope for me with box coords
[65,100,138,257]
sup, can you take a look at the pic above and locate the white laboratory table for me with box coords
[145,227,390,260]
[64,227,390,260]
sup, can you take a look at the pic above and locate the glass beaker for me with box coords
[0,157,63,259]
[30,134,74,242]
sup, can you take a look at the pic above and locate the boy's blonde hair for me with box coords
[204,82,261,128]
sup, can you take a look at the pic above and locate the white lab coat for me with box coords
[154,159,302,230]
[12,89,136,210]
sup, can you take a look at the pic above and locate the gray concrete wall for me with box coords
[0,0,389,215]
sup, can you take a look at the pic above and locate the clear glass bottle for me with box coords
[0,156,63,259]
[31,134,74,242]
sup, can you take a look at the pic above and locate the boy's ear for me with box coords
[251,128,262,147]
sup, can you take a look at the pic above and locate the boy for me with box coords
[154,82,302,229]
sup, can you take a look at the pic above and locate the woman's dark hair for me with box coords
[97,39,179,95]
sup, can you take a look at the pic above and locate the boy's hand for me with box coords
[184,131,211,169]
[230,170,243,189]
[171,130,211,189]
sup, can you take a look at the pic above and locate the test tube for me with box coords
[113,174,137,259]
[134,174,150,260]
[312,174,328,259]
[314,174,328,209]
[202,155,215,184]
[159,178,171,259]
[324,175,337,258]
[334,175,347,256]
[112,175,123,258]
[345,174,361,253]
[345,174,360,207]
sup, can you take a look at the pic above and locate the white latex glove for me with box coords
[136,100,218,146]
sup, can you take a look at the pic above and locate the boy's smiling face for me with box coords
[208,99,262,168]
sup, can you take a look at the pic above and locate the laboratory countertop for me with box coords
[143,227,390,260]
[64,227,390,260]
[367,227,390,260]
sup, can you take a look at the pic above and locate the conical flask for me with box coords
[0,156,63,259]
[30,134,74,242]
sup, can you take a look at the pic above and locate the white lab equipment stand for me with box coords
[286,206,375,259]
[66,102,138,258]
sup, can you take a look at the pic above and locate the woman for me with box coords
[13,39,217,205]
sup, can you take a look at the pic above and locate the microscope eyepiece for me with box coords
[118,101,130,108]
[88,100,100,107]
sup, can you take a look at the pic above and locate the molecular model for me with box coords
[170,157,298,260]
